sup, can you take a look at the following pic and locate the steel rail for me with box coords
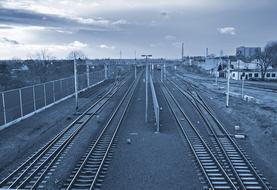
[65,72,141,190]
[170,77,271,190]
[161,81,237,190]
[168,78,247,189]
[0,79,128,189]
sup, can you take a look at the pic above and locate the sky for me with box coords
[0,0,276,59]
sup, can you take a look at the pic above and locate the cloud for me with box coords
[55,29,73,34]
[74,17,110,26]
[0,0,276,59]
[217,27,236,35]
[97,44,115,49]
[0,40,88,59]
[164,35,176,40]
[1,37,20,45]
[0,7,126,32]
[68,41,88,48]
[112,19,128,25]
[0,40,87,50]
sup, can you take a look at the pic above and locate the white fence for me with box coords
[0,69,106,130]
[149,75,160,132]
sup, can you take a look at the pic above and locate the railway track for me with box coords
[63,72,141,190]
[0,77,130,189]
[168,77,272,190]
[175,73,277,93]
[161,82,237,190]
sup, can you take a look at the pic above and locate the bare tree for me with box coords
[28,49,55,82]
[266,41,277,68]
[67,50,86,60]
[257,43,276,80]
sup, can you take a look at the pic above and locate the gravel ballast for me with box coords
[0,80,114,179]
[101,74,202,190]
[174,69,277,189]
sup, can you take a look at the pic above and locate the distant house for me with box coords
[232,60,259,70]
[11,64,29,74]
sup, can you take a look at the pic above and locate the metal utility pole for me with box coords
[104,64,108,79]
[163,64,166,80]
[86,60,90,87]
[226,59,230,107]
[215,70,218,85]
[216,50,223,86]
[134,51,137,79]
[215,60,219,85]
[135,65,137,79]
[142,54,152,123]
[161,64,163,82]
[241,76,245,99]
[74,58,78,110]
[182,43,184,62]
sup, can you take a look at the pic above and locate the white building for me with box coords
[230,69,277,80]
[233,60,258,70]
[228,59,277,80]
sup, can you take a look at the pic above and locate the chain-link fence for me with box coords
[0,69,106,130]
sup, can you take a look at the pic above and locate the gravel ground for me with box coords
[0,80,114,180]
[172,70,277,189]
[101,73,202,190]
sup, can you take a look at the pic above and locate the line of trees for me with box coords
[0,50,88,91]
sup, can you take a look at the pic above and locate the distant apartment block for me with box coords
[236,46,261,60]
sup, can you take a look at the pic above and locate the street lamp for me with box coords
[141,54,152,123]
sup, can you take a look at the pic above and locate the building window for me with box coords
[233,73,235,77]
[254,73,258,77]
[249,73,253,77]
[272,73,276,78]
[266,73,270,78]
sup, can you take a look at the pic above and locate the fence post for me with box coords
[2,93,7,124]
[19,89,23,117]
[53,81,55,103]
[60,80,62,98]
[44,83,47,106]
[86,61,90,87]
[33,86,36,111]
